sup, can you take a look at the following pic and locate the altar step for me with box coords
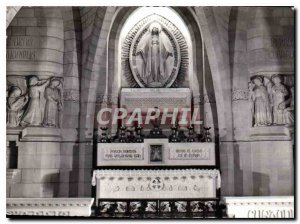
[6,198,94,217]
[222,196,294,218]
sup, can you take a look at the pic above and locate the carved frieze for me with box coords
[6,75,63,128]
[120,88,191,110]
[232,89,249,101]
[63,89,79,102]
[6,198,94,217]
[92,169,220,199]
[193,93,216,105]
[96,94,119,105]
[223,196,294,218]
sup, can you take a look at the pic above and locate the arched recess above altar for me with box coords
[96,7,206,136]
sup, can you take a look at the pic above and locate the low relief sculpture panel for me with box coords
[249,76,272,126]
[132,22,176,87]
[6,76,63,128]
[249,74,294,127]
[122,14,188,88]
[7,86,28,127]
[44,79,63,127]
[20,77,50,127]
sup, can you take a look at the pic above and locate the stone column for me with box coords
[6,6,64,198]
[11,128,61,197]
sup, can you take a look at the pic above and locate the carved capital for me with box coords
[96,94,118,105]
[193,93,216,105]
[232,89,249,101]
[63,89,79,102]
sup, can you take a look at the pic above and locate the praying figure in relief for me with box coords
[43,79,62,128]
[7,86,28,127]
[283,86,294,126]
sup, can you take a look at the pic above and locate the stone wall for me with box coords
[6,6,294,199]
[7,7,64,77]
[247,7,294,74]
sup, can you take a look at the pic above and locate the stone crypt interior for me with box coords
[6,6,294,218]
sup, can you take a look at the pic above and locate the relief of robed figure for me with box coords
[136,22,173,87]
[283,86,294,126]
[20,76,50,127]
[7,86,28,127]
[43,79,62,128]
[249,76,272,126]
[270,74,289,125]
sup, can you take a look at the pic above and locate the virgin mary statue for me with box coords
[137,22,173,86]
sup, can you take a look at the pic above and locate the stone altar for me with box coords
[92,169,220,200]
[7,198,94,217]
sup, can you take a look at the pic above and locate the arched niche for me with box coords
[106,7,204,98]
[104,6,205,133]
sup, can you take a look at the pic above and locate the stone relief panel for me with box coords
[7,77,28,128]
[92,169,221,199]
[129,21,180,88]
[249,74,294,127]
[122,14,188,88]
[6,76,63,128]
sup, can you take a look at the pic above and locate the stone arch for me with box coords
[194,7,233,141]
[194,7,235,196]
[76,7,117,196]
[6,6,21,28]
[171,7,206,134]
[79,7,117,140]
[106,7,138,97]
[228,6,253,140]
[105,6,205,133]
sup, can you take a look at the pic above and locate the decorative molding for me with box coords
[193,93,216,105]
[92,169,221,185]
[125,97,187,107]
[20,127,62,142]
[63,89,79,102]
[6,198,94,217]
[232,89,249,101]
[249,73,295,87]
[223,196,294,218]
[92,169,220,200]
[96,94,119,105]
[120,88,191,110]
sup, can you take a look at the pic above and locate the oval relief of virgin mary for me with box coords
[129,21,181,88]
